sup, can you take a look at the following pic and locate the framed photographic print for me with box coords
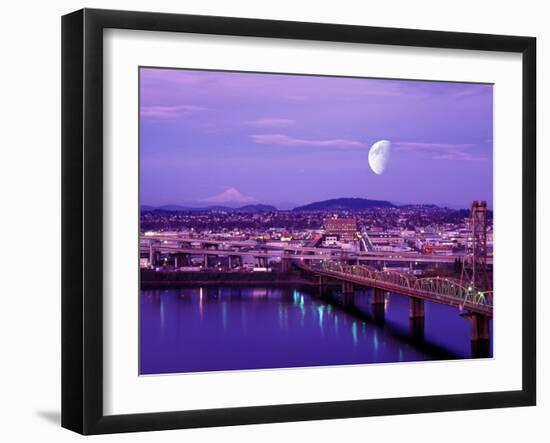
[62,8,536,434]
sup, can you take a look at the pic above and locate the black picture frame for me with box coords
[62,8,536,435]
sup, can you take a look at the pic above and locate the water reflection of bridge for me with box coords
[192,286,465,361]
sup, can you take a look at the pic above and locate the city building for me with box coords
[323,216,358,242]
[367,232,406,246]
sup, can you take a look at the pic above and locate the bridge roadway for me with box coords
[141,243,468,264]
[141,235,492,265]
[297,261,493,317]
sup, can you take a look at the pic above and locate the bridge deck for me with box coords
[298,263,493,317]
[140,240,491,264]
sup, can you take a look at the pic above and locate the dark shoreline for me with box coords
[139,270,339,289]
[140,279,319,289]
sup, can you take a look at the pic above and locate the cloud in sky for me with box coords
[140,104,208,118]
[250,133,366,149]
[244,118,295,128]
[201,187,257,204]
[395,141,488,162]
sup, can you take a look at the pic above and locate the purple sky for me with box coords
[140,68,493,209]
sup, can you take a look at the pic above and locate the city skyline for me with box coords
[140,68,493,209]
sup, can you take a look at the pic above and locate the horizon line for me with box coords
[140,198,493,211]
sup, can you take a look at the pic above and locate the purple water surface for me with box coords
[139,286,492,375]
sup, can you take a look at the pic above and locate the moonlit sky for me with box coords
[140,68,493,209]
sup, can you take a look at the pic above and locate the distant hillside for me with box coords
[398,204,439,209]
[141,204,278,213]
[293,198,395,211]
[236,204,277,213]
[155,205,194,211]
[198,205,277,212]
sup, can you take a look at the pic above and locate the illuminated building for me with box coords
[323,217,358,242]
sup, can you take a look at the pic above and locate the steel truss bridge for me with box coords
[298,260,493,317]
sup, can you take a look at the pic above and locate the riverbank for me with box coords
[140,269,331,289]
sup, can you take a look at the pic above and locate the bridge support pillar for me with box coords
[281,258,291,273]
[148,244,154,266]
[371,288,385,305]
[409,317,425,342]
[470,314,490,342]
[372,303,385,324]
[371,288,385,323]
[152,251,160,267]
[148,244,160,267]
[342,281,354,294]
[341,292,354,306]
[318,275,326,287]
[228,256,232,269]
[409,298,425,318]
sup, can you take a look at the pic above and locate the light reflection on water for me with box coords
[140,286,489,375]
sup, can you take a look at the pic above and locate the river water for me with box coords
[140,286,492,375]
